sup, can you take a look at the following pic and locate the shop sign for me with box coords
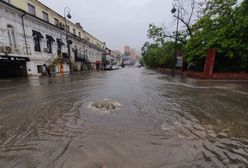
[0,56,29,62]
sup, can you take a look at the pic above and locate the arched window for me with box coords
[7,25,17,48]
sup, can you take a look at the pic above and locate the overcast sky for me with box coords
[39,0,175,52]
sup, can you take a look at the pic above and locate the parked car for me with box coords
[105,65,112,70]
[112,65,119,70]
[111,65,115,70]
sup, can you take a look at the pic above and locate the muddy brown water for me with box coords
[0,68,248,168]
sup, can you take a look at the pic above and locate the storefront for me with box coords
[0,56,29,77]
[96,61,102,71]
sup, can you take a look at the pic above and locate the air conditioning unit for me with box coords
[0,46,4,53]
[4,46,12,53]
[43,48,48,52]
[13,48,20,54]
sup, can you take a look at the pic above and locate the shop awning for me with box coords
[46,35,55,42]
[57,39,65,45]
[32,30,44,38]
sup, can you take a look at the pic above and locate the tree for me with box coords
[147,0,202,46]
[147,24,166,45]
[142,41,175,68]
[144,0,248,72]
[184,0,248,72]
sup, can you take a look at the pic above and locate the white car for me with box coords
[105,65,112,70]
[112,65,117,70]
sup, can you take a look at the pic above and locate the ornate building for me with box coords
[0,0,106,77]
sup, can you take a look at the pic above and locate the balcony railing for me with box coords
[75,53,87,62]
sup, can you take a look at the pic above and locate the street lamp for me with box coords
[171,0,180,77]
[64,7,72,73]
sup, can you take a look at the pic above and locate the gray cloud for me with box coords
[39,0,175,52]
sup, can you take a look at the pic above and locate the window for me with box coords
[7,25,16,48]
[54,18,59,26]
[74,46,78,59]
[46,35,55,53]
[47,39,52,53]
[43,12,49,22]
[73,28,76,35]
[34,36,41,52]
[37,65,43,73]
[57,39,65,55]
[79,32,81,38]
[33,30,44,52]
[28,3,35,15]
[66,25,70,32]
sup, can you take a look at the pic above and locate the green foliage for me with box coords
[144,0,248,72]
[142,42,174,68]
[142,23,178,68]
[184,0,248,72]
[147,24,166,45]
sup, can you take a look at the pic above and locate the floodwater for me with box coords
[0,68,248,168]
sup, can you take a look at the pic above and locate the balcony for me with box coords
[75,54,89,63]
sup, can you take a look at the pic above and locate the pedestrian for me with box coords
[43,64,51,77]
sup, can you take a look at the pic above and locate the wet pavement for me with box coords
[0,68,248,168]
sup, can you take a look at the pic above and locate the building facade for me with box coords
[130,48,138,65]
[0,0,106,77]
[114,50,123,65]
[123,46,131,65]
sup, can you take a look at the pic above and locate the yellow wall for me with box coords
[10,0,106,49]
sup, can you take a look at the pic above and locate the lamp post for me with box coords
[171,0,180,77]
[64,7,72,73]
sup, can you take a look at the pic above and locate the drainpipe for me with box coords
[21,13,28,55]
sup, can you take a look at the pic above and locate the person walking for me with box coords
[43,64,51,77]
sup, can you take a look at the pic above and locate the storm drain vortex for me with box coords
[90,99,121,113]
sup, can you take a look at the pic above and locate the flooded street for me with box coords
[0,68,248,168]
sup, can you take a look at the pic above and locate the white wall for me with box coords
[0,2,104,76]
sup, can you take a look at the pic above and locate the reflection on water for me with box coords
[0,69,248,168]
